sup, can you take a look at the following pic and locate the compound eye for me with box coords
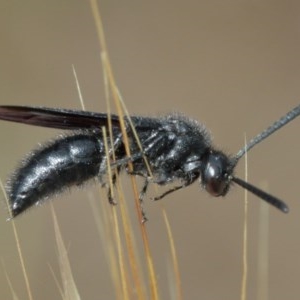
[203,153,229,196]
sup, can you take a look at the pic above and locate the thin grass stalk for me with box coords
[240,135,248,300]
[162,208,183,300]
[0,180,34,300]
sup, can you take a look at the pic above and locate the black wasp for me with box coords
[0,104,299,218]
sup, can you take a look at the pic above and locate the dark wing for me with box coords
[0,106,121,130]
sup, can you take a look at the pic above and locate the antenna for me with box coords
[231,104,300,213]
[234,104,300,163]
[231,177,289,213]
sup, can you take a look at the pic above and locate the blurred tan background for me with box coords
[0,1,299,299]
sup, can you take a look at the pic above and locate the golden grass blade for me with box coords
[101,41,160,300]
[162,208,183,300]
[257,181,269,300]
[102,126,132,299]
[88,191,124,300]
[51,205,81,300]
[48,263,64,299]
[2,260,19,300]
[0,180,33,300]
[89,2,160,298]
[72,64,86,111]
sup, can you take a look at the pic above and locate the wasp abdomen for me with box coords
[7,131,103,217]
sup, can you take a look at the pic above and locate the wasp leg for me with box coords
[127,170,150,222]
[139,178,150,223]
[153,176,198,201]
[107,171,118,205]
[98,131,125,206]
